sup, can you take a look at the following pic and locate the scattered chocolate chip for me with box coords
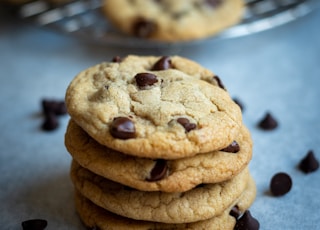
[270,172,292,196]
[221,141,240,153]
[205,0,223,8]
[229,205,241,219]
[258,112,278,130]
[135,73,158,88]
[234,210,260,230]
[146,159,168,181]
[233,97,244,111]
[22,219,47,230]
[299,150,319,173]
[177,118,197,132]
[41,113,59,131]
[213,75,225,90]
[132,17,157,38]
[111,56,122,63]
[110,117,136,139]
[42,99,67,116]
[151,56,172,71]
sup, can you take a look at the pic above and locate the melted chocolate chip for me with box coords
[258,112,278,130]
[152,56,172,71]
[110,117,136,139]
[41,113,59,131]
[234,210,260,230]
[299,150,319,173]
[147,159,168,181]
[229,205,241,219]
[111,56,122,63]
[205,0,223,8]
[135,73,159,88]
[22,219,47,230]
[270,172,292,196]
[177,118,197,132]
[132,17,156,38]
[221,141,240,153]
[213,75,225,90]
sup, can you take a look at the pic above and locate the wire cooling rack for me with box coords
[17,0,320,48]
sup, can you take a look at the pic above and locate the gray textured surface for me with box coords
[1,7,320,230]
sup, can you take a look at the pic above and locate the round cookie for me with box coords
[103,0,244,42]
[65,119,252,192]
[71,161,250,224]
[74,176,256,230]
[65,55,242,159]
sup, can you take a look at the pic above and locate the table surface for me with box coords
[1,5,320,230]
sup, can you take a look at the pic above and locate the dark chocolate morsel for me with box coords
[41,113,59,131]
[213,75,225,90]
[229,205,241,219]
[177,117,196,132]
[234,210,260,230]
[152,56,172,71]
[233,97,244,111]
[221,141,240,153]
[205,0,223,7]
[22,219,48,230]
[111,56,122,63]
[110,117,136,139]
[270,172,292,196]
[135,73,159,88]
[147,159,168,181]
[258,112,278,130]
[132,17,157,38]
[42,99,67,116]
[299,150,319,173]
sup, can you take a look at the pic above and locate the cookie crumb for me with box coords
[270,172,292,196]
[299,150,319,173]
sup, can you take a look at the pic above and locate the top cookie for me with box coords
[65,55,242,159]
[103,0,244,42]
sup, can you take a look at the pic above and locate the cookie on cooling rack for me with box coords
[102,0,245,42]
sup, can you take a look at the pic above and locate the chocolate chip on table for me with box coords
[233,97,244,111]
[221,141,240,153]
[299,150,319,173]
[257,112,278,130]
[22,219,47,230]
[151,56,172,71]
[146,159,168,181]
[229,205,241,219]
[42,99,67,116]
[234,210,260,230]
[270,172,292,196]
[177,118,196,132]
[135,73,159,88]
[110,117,136,139]
[132,17,157,38]
[213,75,225,90]
[41,113,59,131]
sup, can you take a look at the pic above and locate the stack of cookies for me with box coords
[64,55,257,229]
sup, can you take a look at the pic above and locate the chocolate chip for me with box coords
[221,141,240,153]
[177,118,196,132]
[41,113,59,131]
[234,210,260,230]
[42,99,67,116]
[135,73,158,88]
[213,75,225,90]
[299,150,319,173]
[258,112,278,130]
[132,17,156,38]
[110,117,136,139]
[205,0,223,8]
[152,56,172,71]
[229,205,241,219]
[270,172,292,196]
[22,219,47,230]
[111,56,122,63]
[233,97,244,111]
[146,159,168,181]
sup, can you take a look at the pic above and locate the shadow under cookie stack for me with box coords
[64,55,258,230]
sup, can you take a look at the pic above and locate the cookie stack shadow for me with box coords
[64,55,257,230]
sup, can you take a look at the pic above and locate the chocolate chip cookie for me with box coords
[65,55,242,159]
[65,119,252,192]
[103,0,244,42]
